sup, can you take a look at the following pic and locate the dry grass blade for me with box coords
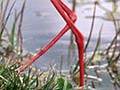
[0,0,9,38]
[17,0,26,54]
[2,0,10,20]
[0,0,16,39]
[0,0,3,14]
[67,0,76,66]
[104,30,120,55]
[87,24,103,65]
[85,1,97,53]
[10,10,21,50]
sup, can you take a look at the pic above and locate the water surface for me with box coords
[7,0,120,89]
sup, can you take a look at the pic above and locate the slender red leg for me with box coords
[18,0,84,89]
[51,0,84,89]
[18,1,76,72]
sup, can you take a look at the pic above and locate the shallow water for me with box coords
[20,0,118,69]
[7,0,120,89]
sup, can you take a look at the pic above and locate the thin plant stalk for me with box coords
[0,0,10,38]
[10,10,21,49]
[104,30,120,55]
[84,1,97,53]
[2,0,10,20]
[0,0,3,14]
[17,0,26,54]
[67,0,76,66]
[59,55,63,76]
[87,24,103,65]
[0,0,16,39]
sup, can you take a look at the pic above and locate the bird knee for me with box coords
[69,12,77,22]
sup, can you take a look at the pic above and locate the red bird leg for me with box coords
[51,0,84,89]
[18,2,76,72]
[19,0,84,89]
